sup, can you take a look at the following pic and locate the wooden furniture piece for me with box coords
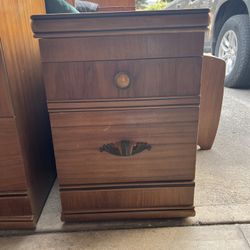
[0,0,56,229]
[198,55,226,150]
[66,0,135,11]
[32,9,209,222]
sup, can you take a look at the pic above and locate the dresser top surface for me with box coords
[31,9,209,20]
[31,9,209,38]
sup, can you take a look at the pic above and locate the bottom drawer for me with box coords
[0,194,35,229]
[61,182,194,217]
[0,195,32,217]
[51,107,198,185]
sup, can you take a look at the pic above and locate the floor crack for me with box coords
[238,225,250,249]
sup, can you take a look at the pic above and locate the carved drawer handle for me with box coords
[100,140,151,157]
[114,72,130,89]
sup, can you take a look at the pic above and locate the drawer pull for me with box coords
[114,72,130,89]
[100,140,151,157]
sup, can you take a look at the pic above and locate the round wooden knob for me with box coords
[114,72,130,89]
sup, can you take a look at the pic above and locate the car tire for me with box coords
[215,15,250,88]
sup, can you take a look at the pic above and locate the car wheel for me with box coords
[215,15,250,88]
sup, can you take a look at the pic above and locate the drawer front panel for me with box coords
[0,195,32,216]
[43,58,201,101]
[39,32,204,62]
[61,185,194,213]
[0,118,27,192]
[51,107,198,185]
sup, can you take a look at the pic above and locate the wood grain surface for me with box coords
[0,119,27,192]
[0,41,13,117]
[43,58,202,101]
[33,9,208,221]
[39,33,204,62]
[61,184,194,213]
[198,55,226,150]
[0,0,56,229]
[62,209,195,222]
[31,9,209,37]
[51,107,198,185]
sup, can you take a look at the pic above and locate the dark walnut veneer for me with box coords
[0,0,56,229]
[32,9,209,222]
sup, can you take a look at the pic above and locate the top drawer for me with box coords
[32,10,208,101]
[43,57,202,101]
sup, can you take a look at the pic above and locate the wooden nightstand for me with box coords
[32,9,209,222]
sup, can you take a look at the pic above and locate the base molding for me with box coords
[0,216,35,230]
[62,208,195,222]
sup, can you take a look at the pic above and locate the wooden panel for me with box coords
[43,58,202,101]
[39,32,204,63]
[48,96,200,111]
[0,195,32,217]
[61,184,194,213]
[0,40,13,117]
[62,209,195,222]
[50,106,199,128]
[198,55,225,150]
[55,143,196,184]
[31,9,209,38]
[51,107,198,184]
[0,118,27,192]
[0,218,35,230]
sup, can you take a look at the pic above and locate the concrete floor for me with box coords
[0,88,250,249]
[1,224,250,250]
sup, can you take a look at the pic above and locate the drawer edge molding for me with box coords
[60,181,195,191]
[0,191,28,197]
[61,208,195,222]
[31,9,209,38]
[62,206,195,215]
[0,216,35,230]
[48,96,200,111]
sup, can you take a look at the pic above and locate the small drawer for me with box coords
[43,58,202,101]
[50,106,198,185]
[61,183,194,214]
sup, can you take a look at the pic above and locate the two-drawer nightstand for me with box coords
[32,9,209,222]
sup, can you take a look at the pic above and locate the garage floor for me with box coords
[0,88,250,249]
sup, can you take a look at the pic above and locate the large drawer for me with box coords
[43,58,202,101]
[50,106,198,185]
[61,183,194,214]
